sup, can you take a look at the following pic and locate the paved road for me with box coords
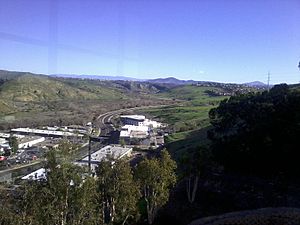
[97,104,174,131]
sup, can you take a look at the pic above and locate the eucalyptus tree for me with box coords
[180,146,212,203]
[135,149,177,225]
[0,143,99,225]
[96,158,140,225]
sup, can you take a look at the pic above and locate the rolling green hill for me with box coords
[0,69,258,131]
[157,85,227,105]
[0,70,169,104]
[0,74,101,102]
[0,70,175,128]
[0,99,15,114]
[0,69,27,81]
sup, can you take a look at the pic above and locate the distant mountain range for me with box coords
[51,74,145,81]
[51,74,269,87]
[51,74,201,85]
[147,77,197,85]
[243,81,269,87]
[1,70,267,87]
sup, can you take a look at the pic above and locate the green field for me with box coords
[138,103,215,159]
[157,85,226,104]
[140,105,213,131]
[137,85,228,158]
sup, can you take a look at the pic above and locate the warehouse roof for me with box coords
[120,115,146,121]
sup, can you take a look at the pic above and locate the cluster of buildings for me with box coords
[119,115,164,146]
[11,127,84,138]
[22,145,133,180]
[1,114,168,183]
[75,145,133,173]
[194,82,263,96]
[0,126,87,165]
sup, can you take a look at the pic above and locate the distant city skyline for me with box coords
[0,0,299,84]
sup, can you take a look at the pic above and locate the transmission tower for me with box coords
[267,71,271,91]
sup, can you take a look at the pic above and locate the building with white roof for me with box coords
[18,136,46,149]
[76,145,132,172]
[0,138,7,145]
[120,115,146,126]
[21,168,47,181]
[21,145,132,181]
[0,132,10,139]
[143,119,162,128]
[120,114,162,128]
[11,128,84,138]
[120,125,149,139]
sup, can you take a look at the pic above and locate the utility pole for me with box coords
[88,124,93,175]
[267,71,270,90]
[298,61,300,83]
[88,135,91,175]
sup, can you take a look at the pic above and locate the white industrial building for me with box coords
[18,136,46,149]
[143,119,162,128]
[119,115,163,145]
[120,115,162,128]
[21,168,46,181]
[22,145,132,180]
[46,126,88,134]
[120,115,145,126]
[0,132,10,139]
[0,138,7,145]
[120,125,149,139]
[76,145,133,172]
[11,128,84,138]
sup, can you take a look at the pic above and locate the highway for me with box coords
[96,104,173,130]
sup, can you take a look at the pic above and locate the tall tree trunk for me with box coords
[122,214,130,225]
[61,188,69,225]
[186,176,191,203]
[186,175,199,203]
[191,176,199,203]
[111,197,115,222]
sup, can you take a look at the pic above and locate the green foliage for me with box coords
[135,149,177,224]
[179,146,214,203]
[8,135,18,154]
[96,159,140,224]
[209,84,300,176]
[0,143,178,225]
[119,138,126,147]
[56,139,80,162]
[179,146,212,178]
[157,85,227,103]
[0,150,99,225]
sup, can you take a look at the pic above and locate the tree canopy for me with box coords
[208,84,300,177]
[135,149,177,224]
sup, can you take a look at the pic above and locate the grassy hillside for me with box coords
[137,85,231,159]
[0,100,15,114]
[0,70,175,128]
[157,85,226,104]
[0,74,102,102]
[0,69,28,81]
[0,70,170,104]
[0,71,169,109]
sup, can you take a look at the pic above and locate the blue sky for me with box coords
[0,0,299,83]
